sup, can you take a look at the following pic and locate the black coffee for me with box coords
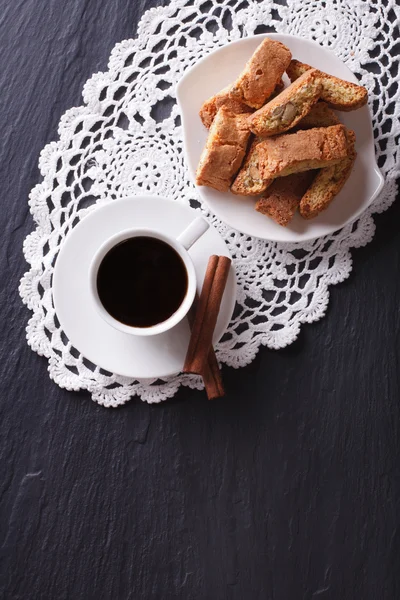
[97,236,188,328]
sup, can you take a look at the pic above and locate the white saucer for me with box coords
[53,197,236,379]
[176,34,384,243]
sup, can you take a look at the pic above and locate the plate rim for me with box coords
[176,33,385,243]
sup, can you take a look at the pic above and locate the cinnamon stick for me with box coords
[184,255,231,376]
[187,295,225,400]
[202,349,225,400]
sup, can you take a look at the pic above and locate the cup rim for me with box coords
[89,228,197,337]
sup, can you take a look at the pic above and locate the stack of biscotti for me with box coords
[195,37,368,227]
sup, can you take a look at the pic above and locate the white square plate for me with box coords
[176,34,384,243]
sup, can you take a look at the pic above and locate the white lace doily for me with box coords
[20,0,400,406]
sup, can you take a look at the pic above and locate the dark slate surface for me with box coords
[1,1,399,598]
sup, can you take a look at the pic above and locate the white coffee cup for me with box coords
[89,217,209,336]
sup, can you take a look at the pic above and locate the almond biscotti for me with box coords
[295,101,340,130]
[196,106,252,192]
[248,69,322,136]
[287,60,368,111]
[257,124,350,180]
[255,171,316,226]
[231,139,273,196]
[299,130,356,219]
[229,38,292,109]
[199,85,253,129]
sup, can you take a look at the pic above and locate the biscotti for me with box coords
[256,171,316,226]
[296,101,340,130]
[287,60,368,111]
[229,38,292,109]
[199,85,253,129]
[231,139,272,196]
[257,124,350,180]
[300,130,356,218]
[248,69,322,136]
[196,107,252,192]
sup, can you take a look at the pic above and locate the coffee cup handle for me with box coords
[177,216,209,251]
